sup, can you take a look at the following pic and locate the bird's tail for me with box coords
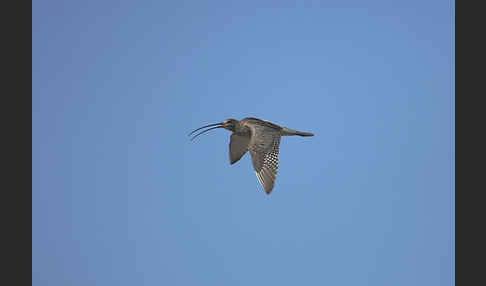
[281,127,314,136]
[295,131,314,137]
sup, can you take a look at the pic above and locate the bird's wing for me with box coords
[247,124,281,194]
[229,133,250,164]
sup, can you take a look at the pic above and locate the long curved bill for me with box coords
[189,122,223,141]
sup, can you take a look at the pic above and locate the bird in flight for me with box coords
[189,117,314,195]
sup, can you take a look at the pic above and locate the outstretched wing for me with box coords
[229,133,250,164]
[247,124,281,194]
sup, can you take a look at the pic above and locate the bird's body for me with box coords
[189,117,314,194]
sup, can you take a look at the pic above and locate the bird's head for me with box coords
[222,118,239,131]
[189,118,239,141]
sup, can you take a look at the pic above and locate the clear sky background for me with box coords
[33,1,454,285]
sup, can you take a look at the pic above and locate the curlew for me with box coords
[189,117,314,195]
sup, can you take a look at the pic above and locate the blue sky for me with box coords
[33,1,454,285]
